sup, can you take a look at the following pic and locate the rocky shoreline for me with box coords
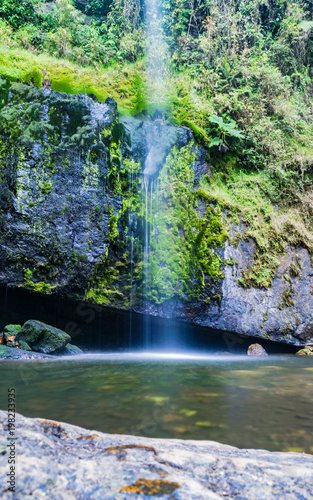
[0,411,312,499]
[1,318,312,359]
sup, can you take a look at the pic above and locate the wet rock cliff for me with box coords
[0,78,312,346]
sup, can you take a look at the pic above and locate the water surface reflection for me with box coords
[1,353,312,453]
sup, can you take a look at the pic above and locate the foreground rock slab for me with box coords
[0,412,313,499]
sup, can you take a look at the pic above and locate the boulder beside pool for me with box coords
[3,324,21,348]
[15,320,71,354]
[296,345,313,356]
[247,343,268,356]
[3,324,21,340]
[55,343,84,355]
[0,320,83,357]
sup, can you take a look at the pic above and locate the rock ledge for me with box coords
[0,411,312,499]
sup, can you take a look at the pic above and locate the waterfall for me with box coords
[123,0,186,349]
[145,0,169,112]
[139,0,170,349]
[143,171,152,348]
[129,159,134,348]
[122,114,185,349]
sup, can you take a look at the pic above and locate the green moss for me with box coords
[179,120,208,144]
[86,259,125,306]
[3,324,21,341]
[278,289,295,310]
[290,261,300,277]
[197,161,313,290]
[18,340,32,351]
[108,209,120,245]
[238,253,280,290]
[23,268,55,294]
[85,143,228,307]
[0,46,148,115]
[260,310,269,330]
[24,68,43,88]
[212,294,221,303]
[42,181,51,196]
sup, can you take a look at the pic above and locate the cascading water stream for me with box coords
[129,159,134,347]
[123,0,185,349]
[143,172,151,347]
[140,0,170,348]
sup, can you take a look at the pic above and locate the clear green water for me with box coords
[1,353,313,453]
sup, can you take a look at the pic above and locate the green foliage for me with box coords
[0,44,149,112]
[86,260,124,306]
[0,0,145,68]
[24,68,43,87]
[0,0,37,29]
[74,0,114,18]
[208,115,245,150]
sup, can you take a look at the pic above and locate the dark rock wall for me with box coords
[0,80,121,297]
[139,240,313,346]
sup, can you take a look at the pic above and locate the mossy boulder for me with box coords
[295,346,313,356]
[16,320,71,354]
[3,324,21,342]
[18,340,32,351]
[59,344,83,355]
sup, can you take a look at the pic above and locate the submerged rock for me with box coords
[0,410,312,499]
[16,320,71,354]
[247,343,268,356]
